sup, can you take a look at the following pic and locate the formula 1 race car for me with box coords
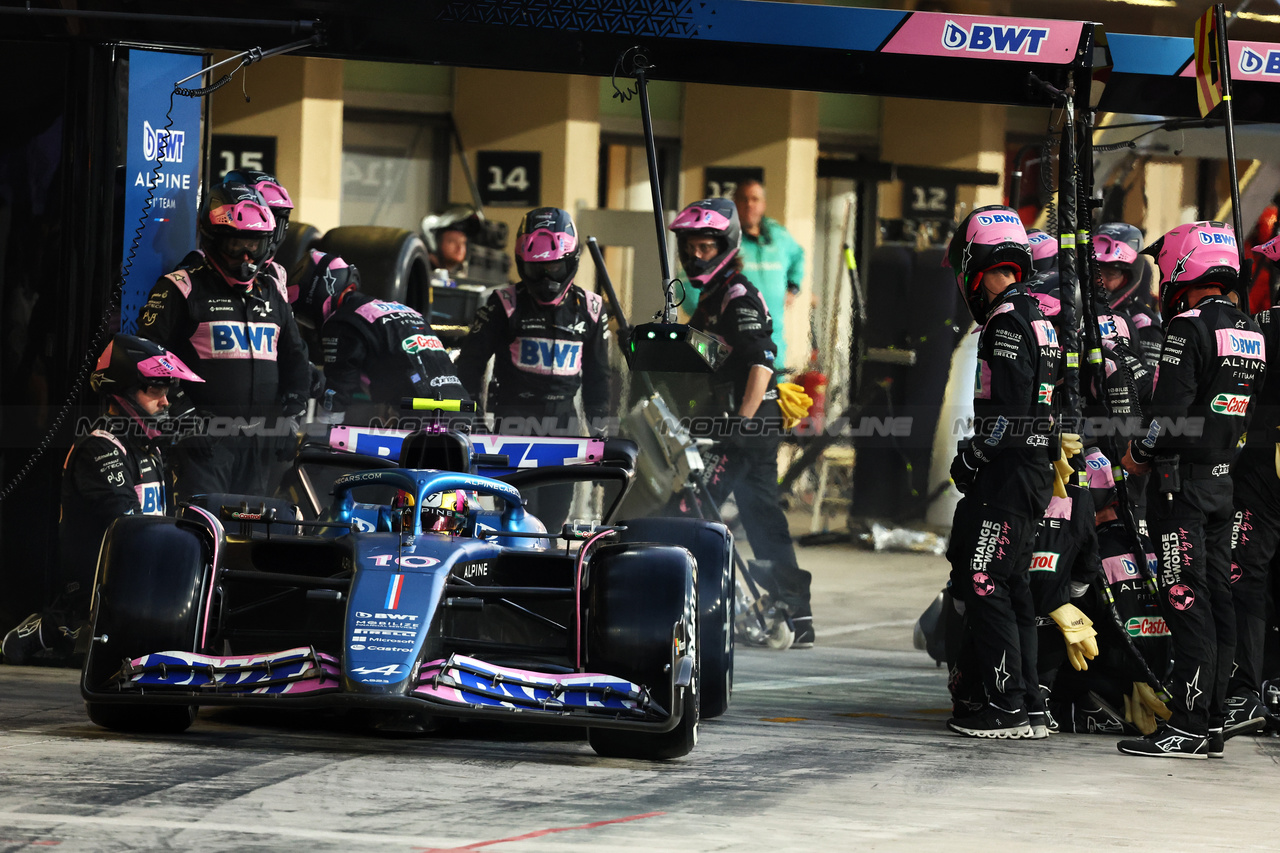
[80,427,733,760]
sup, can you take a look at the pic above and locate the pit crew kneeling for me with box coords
[3,335,202,664]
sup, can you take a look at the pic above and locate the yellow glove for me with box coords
[777,382,814,431]
[1133,681,1171,721]
[1049,603,1099,671]
[1123,682,1171,735]
[1051,432,1084,498]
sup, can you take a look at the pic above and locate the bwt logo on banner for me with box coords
[942,20,1050,56]
[143,120,186,163]
[1239,47,1280,76]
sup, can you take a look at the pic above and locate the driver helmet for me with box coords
[422,489,470,535]
[945,205,1032,323]
[289,250,360,329]
[1026,228,1059,273]
[670,198,741,289]
[198,181,276,288]
[514,207,580,304]
[223,169,293,262]
[1144,221,1239,323]
[90,334,203,439]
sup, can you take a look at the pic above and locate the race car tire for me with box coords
[316,225,430,307]
[618,517,734,719]
[585,543,698,760]
[82,516,209,734]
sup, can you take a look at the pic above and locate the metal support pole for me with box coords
[633,63,675,322]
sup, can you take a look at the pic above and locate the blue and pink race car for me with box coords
[80,426,733,760]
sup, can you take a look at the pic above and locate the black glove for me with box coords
[176,413,215,459]
[949,444,980,494]
[275,414,302,462]
[308,364,326,400]
[277,395,307,462]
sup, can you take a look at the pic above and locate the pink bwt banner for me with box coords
[881,13,1084,64]
[1176,40,1280,82]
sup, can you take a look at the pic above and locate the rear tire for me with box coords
[81,517,209,734]
[619,517,734,718]
[585,543,698,760]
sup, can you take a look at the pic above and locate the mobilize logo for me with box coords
[1210,393,1249,416]
[143,121,185,163]
[941,20,1050,56]
[1239,46,1280,75]
[1125,616,1170,638]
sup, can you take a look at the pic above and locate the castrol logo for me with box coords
[1210,393,1249,416]
[1125,616,1170,637]
[1029,551,1059,572]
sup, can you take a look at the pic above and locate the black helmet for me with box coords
[289,249,361,329]
[90,335,203,439]
[670,198,742,289]
[946,205,1032,322]
[198,181,276,288]
[1092,222,1146,309]
[91,334,202,394]
[223,169,293,261]
[514,207,581,304]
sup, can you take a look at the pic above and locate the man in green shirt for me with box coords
[734,179,805,369]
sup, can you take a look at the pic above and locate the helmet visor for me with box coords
[523,259,570,283]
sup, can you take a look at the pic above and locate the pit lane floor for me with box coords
[1,543,1278,852]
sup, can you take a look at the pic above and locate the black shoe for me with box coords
[1028,711,1051,739]
[1071,691,1129,734]
[790,616,814,649]
[1223,693,1267,738]
[1207,727,1224,759]
[947,704,1032,739]
[1117,724,1208,759]
[2,613,47,665]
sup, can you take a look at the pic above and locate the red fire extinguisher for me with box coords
[793,366,827,435]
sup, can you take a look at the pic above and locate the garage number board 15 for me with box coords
[212,134,277,180]
[477,151,541,207]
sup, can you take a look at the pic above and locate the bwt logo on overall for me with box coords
[515,338,582,374]
[142,121,185,163]
[942,20,1050,56]
[200,322,278,358]
[1239,47,1280,75]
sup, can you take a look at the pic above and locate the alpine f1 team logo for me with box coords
[941,19,1050,56]
[1239,47,1280,75]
